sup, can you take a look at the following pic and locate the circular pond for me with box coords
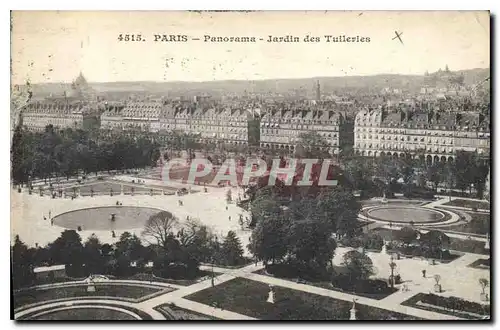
[366,206,446,224]
[53,206,165,230]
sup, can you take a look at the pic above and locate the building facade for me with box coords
[354,108,490,163]
[21,102,98,132]
[259,108,352,154]
[98,99,353,154]
[18,73,100,132]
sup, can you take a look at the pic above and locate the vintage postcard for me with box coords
[10,11,490,321]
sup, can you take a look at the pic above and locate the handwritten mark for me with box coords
[474,12,487,34]
[392,31,404,45]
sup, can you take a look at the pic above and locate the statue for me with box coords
[266,285,275,304]
[86,275,96,292]
[349,298,357,320]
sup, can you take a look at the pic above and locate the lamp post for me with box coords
[211,235,218,287]
[389,255,396,288]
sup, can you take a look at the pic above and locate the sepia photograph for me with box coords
[10,10,491,321]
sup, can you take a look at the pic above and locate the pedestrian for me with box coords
[226,206,228,211]
[422,269,426,278]
[49,210,51,218]
[43,216,46,221]
[229,216,231,221]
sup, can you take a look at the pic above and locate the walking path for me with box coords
[359,196,490,242]
[242,273,461,320]
[16,279,183,292]
[16,250,489,320]
[15,298,166,320]
[12,179,490,320]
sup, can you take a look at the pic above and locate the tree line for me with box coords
[11,212,246,289]
[341,150,489,199]
[11,125,162,184]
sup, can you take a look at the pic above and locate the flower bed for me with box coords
[402,293,490,320]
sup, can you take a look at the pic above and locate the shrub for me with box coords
[340,236,363,248]
[331,276,391,294]
[389,274,402,285]
[362,233,384,251]
[419,293,490,315]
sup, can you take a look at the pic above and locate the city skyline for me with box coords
[11,11,490,85]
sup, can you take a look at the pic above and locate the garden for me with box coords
[257,249,398,300]
[155,303,219,320]
[402,292,490,320]
[467,258,490,270]
[185,277,420,320]
[442,199,490,211]
[434,211,490,235]
[370,227,487,256]
[13,283,166,309]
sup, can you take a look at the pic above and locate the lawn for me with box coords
[13,284,163,309]
[433,212,490,235]
[468,258,490,270]
[448,237,489,255]
[441,199,490,210]
[155,303,220,320]
[64,182,123,196]
[254,268,398,301]
[121,184,162,195]
[27,307,138,320]
[19,303,154,320]
[185,277,420,320]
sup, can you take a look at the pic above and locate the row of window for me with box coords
[356,135,455,144]
[356,144,455,153]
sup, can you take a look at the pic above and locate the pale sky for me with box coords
[11,11,490,84]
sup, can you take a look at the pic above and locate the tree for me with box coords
[248,212,291,264]
[48,230,83,264]
[178,217,215,267]
[343,158,374,192]
[454,151,477,194]
[296,131,331,158]
[287,219,337,270]
[362,233,384,251]
[342,250,374,281]
[11,125,28,184]
[220,231,244,266]
[115,232,145,263]
[314,188,361,238]
[434,274,442,292]
[426,163,444,191]
[11,235,35,288]
[396,226,418,247]
[83,234,104,274]
[479,278,489,294]
[142,211,178,249]
[420,230,450,259]
[48,230,84,276]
